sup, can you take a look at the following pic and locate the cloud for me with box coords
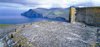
[0,0,99,10]
[91,0,100,6]
[24,0,91,8]
[0,2,37,10]
[74,2,94,7]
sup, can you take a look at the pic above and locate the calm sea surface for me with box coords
[0,10,67,24]
[0,15,67,24]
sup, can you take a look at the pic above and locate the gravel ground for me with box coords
[0,21,96,47]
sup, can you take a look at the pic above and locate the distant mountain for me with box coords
[21,8,69,22]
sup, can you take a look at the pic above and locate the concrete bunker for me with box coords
[69,7,100,26]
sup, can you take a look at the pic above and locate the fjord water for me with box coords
[0,10,66,24]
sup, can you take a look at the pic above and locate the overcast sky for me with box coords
[0,0,100,10]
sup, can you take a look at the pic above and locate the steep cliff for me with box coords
[21,9,43,18]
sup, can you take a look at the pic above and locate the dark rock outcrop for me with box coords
[21,9,43,18]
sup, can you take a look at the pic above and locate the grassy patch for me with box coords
[54,11,63,15]
[0,24,11,27]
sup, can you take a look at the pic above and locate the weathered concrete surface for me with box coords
[70,8,76,23]
[0,21,96,47]
[75,8,86,23]
[85,7,100,26]
[70,7,100,26]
